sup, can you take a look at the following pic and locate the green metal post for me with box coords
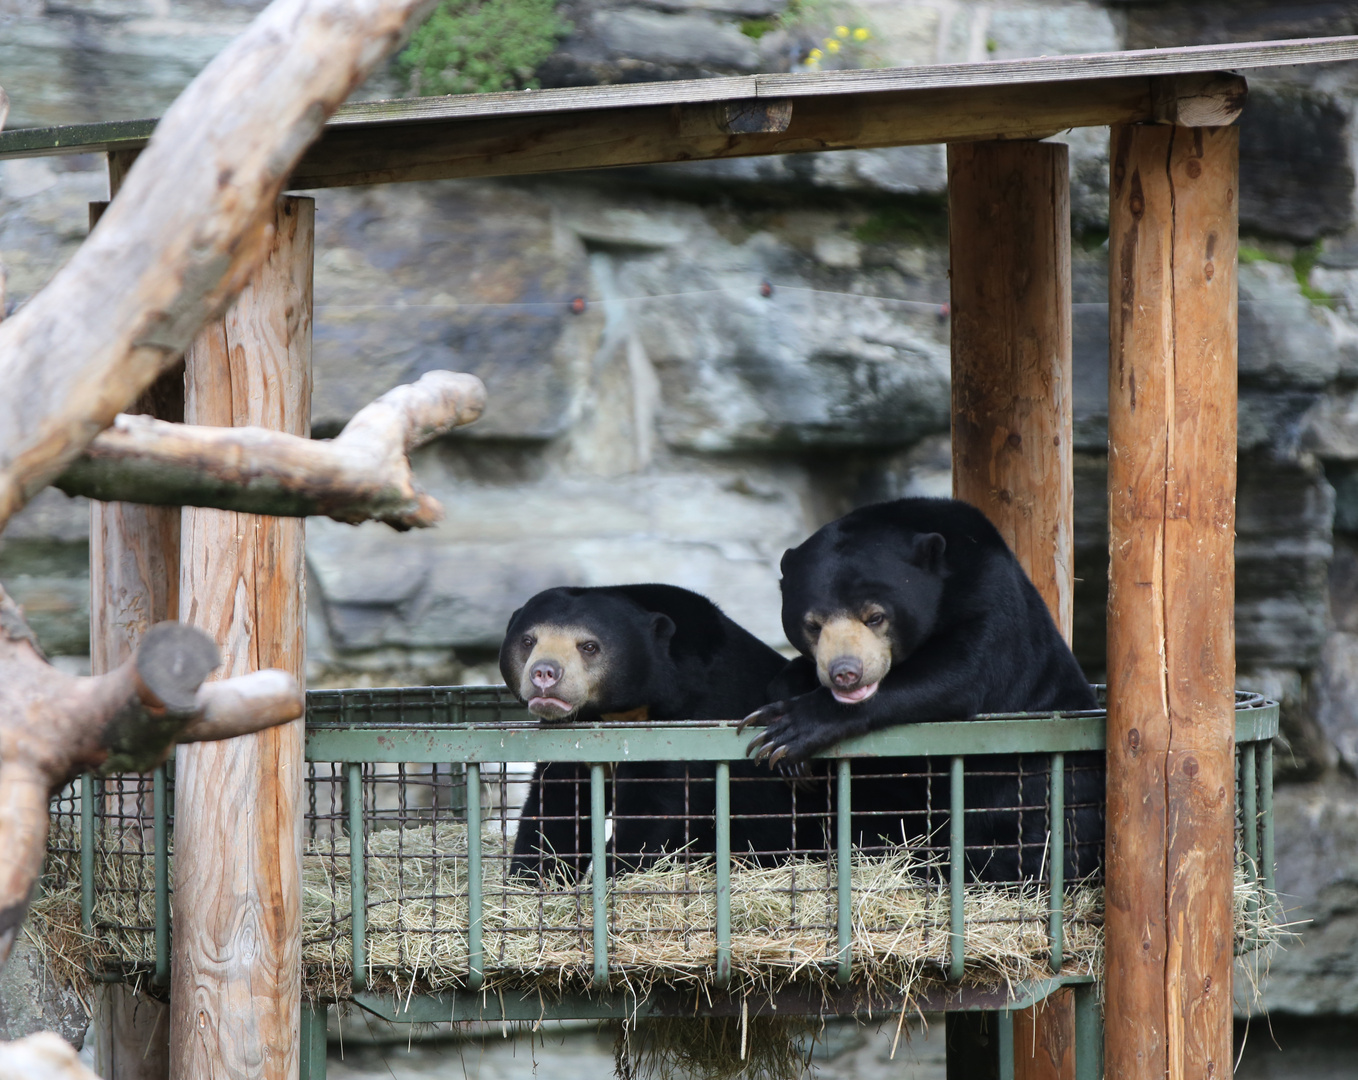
[1242,742,1259,923]
[347,763,366,991]
[1048,752,1064,973]
[1073,982,1104,1080]
[714,761,731,987]
[1261,741,1276,902]
[1241,742,1258,873]
[80,773,94,934]
[949,756,965,982]
[998,1010,1015,1080]
[299,1001,328,1079]
[466,761,483,991]
[836,758,852,984]
[591,763,608,988]
[153,763,169,987]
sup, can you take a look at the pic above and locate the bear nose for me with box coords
[531,660,562,690]
[829,657,862,688]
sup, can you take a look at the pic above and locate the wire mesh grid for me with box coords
[40,687,1278,1002]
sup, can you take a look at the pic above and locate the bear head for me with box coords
[499,586,677,722]
[779,519,947,705]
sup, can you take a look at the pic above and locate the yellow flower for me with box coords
[809,47,823,59]
[853,26,870,41]
[835,25,849,37]
[826,38,841,53]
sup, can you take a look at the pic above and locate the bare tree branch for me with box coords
[55,370,486,530]
[0,0,437,533]
[0,588,303,971]
[0,1032,99,1080]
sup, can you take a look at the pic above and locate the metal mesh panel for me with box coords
[42,686,1277,1001]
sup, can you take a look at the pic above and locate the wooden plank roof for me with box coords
[0,35,1355,186]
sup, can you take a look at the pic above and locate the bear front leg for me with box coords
[510,762,595,882]
[738,690,876,766]
[739,655,989,767]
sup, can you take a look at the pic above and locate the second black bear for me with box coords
[501,584,819,881]
[740,497,1102,882]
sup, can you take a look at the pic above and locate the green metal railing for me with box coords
[293,686,1277,1006]
[67,685,1278,1058]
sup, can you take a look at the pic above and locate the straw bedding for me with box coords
[32,819,1283,1011]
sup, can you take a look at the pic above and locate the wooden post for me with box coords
[169,196,313,1080]
[1105,125,1238,1080]
[949,140,1074,639]
[89,188,179,1080]
[948,139,1075,1080]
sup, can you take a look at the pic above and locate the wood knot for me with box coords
[1204,261,1214,281]
[997,488,1013,504]
[1127,728,1140,755]
[1184,756,1199,778]
[1006,432,1022,449]
[1186,159,1203,179]
[1129,194,1145,216]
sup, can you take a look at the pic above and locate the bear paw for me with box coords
[738,700,840,767]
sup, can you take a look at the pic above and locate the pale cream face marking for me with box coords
[808,605,894,704]
[518,623,609,720]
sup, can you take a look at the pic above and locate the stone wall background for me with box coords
[4,0,1358,1066]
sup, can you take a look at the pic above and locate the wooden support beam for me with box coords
[169,196,313,1080]
[949,140,1074,637]
[1104,125,1238,1080]
[287,72,1243,189]
[948,139,1076,1080]
[88,192,178,1080]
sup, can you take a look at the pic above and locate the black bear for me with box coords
[739,497,1102,882]
[500,584,821,880]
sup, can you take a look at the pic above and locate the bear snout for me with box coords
[828,656,863,689]
[531,659,562,690]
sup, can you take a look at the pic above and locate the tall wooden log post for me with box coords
[89,191,177,1080]
[169,196,313,1080]
[947,140,1076,1080]
[1105,126,1238,1080]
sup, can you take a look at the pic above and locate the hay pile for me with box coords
[32,819,1282,1010]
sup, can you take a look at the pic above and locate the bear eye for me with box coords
[579,640,600,655]
[865,613,886,628]
[803,620,821,639]
[521,635,535,649]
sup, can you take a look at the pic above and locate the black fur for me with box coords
[744,498,1103,881]
[501,584,816,880]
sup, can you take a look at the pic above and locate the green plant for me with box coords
[398,0,571,97]
[1238,242,1334,306]
[853,200,948,245]
[740,17,776,39]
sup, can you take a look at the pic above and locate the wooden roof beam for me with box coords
[288,71,1244,189]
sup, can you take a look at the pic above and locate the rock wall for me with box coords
[2,0,1358,1043]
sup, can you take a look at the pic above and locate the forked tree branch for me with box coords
[56,370,487,530]
[0,0,438,533]
[0,588,303,972]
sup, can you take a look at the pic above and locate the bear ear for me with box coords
[504,606,524,633]
[913,532,947,573]
[779,548,794,574]
[651,612,677,648]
